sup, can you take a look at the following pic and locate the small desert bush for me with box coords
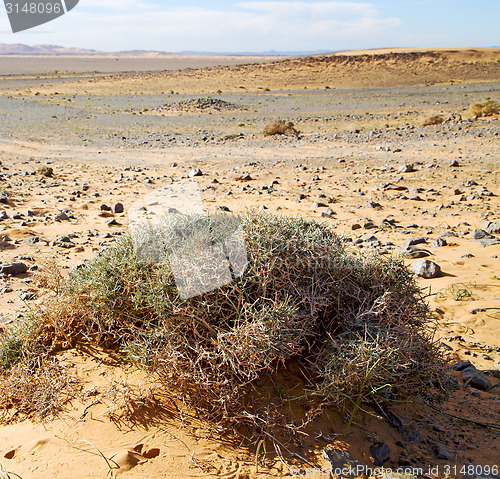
[263,119,300,137]
[0,212,449,434]
[422,114,445,126]
[37,166,53,177]
[469,99,500,118]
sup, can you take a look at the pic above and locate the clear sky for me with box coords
[1,1,499,53]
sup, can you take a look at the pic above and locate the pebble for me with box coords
[430,237,447,247]
[412,259,441,278]
[370,442,390,466]
[188,168,202,177]
[398,164,414,173]
[112,203,124,214]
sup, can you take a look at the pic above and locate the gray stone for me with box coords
[216,205,230,212]
[398,164,415,173]
[0,211,8,220]
[323,447,363,477]
[55,212,69,221]
[430,237,447,247]
[412,259,441,278]
[484,221,500,235]
[462,366,492,391]
[0,262,28,276]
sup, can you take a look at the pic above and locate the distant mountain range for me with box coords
[0,43,317,56]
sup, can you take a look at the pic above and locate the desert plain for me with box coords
[0,47,499,478]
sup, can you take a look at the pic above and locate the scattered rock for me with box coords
[112,203,124,214]
[321,209,336,218]
[412,259,441,278]
[484,221,500,235]
[405,238,426,247]
[216,205,230,212]
[471,229,495,240]
[322,447,363,475]
[451,360,473,371]
[188,168,202,178]
[432,442,452,460]
[143,448,160,459]
[55,212,69,221]
[430,237,447,247]
[19,290,36,301]
[370,443,390,466]
[398,164,414,173]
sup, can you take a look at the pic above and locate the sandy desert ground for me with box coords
[0,48,498,478]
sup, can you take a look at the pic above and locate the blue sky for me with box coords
[1,1,499,53]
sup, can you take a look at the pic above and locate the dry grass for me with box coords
[0,212,451,435]
[422,114,445,126]
[469,99,500,118]
[263,119,300,137]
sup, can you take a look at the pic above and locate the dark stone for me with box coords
[322,447,363,476]
[100,204,111,211]
[432,442,452,460]
[188,168,202,177]
[462,366,492,391]
[23,236,39,245]
[19,291,36,301]
[370,443,390,466]
[0,262,28,276]
[321,209,336,218]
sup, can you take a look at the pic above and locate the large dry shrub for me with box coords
[0,212,449,432]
